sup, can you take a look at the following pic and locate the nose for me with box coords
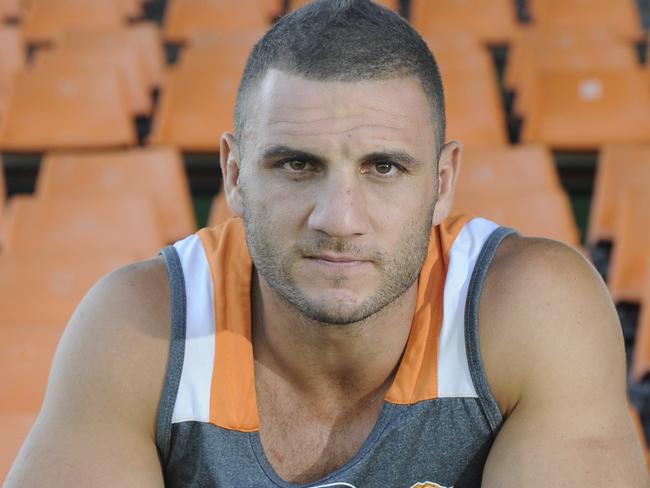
[307,171,370,238]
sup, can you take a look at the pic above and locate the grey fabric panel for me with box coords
[464,226,517,433]
[156,246,188,465]
[164,398,494,488]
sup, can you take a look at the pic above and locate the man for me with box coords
[6,0,650,486]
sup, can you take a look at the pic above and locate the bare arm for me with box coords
[480,237,650,487]
[5,257,171,487]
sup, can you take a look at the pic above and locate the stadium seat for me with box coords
[520,68,650,150]
[0,25,24,120]
[510,42,638,117]
[0,412,37,482]
[456,145,561,198]
[629,403,650,467]
[529,0,643,42]
[410,0,519,45]
[589,144,650,245]
[424,33,495,76]
[34,47,151,117]
[0,253,132,326]
[289,0,398,11]
[208,191,234,228]
[59,23,165,91]
[163,0,272,44]
[444,72,508,146]
[452,189,580,246]
[608,192,650,303]
[179,34,260,76]
[0,69,136,152]
[0,324,64,412]
[2,195,165,259]
[631,265,650,383]
[36,147,196,243]
[149,67,238,152]
[22,0,127,45]
[505,27,630,94]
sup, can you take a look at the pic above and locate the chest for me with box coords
[255,378,386,484]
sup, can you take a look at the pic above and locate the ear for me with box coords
[220,132,244,218]
[432,140,462,226]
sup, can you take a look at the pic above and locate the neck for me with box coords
[251,270,417,408]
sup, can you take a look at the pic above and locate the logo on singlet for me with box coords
[410,483,452,488]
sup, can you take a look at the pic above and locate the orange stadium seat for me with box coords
[0,69,136,152]
[0,324,64,411]
[0,0,21,20]
[0,412,37,482]
[520,68,650,150]
[456,145,561,198]
[444,72,508,146]
[424,33,495,75]
[289,0,398,11]
[530,0,643,42]
[2,195,165,259]
[59,23,165,91]
[33,47,151,117]
[22,0,128,45]
[36,147,196,243]
[163,0,272,44]
[510,42,638,117]
[453,189,580,246]
[589,144,650,245]
[180,31,264,76]
[632,266,650,383]
[410,0,519,45]
[208,191,235,228]
[608,192,650,303]
[149,67,238,152]
[0,25,24,120]
[505,28,627,93]
[0,253,132,326]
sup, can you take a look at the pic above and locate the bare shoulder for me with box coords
[6,256,171,486]
[478,235,626,415]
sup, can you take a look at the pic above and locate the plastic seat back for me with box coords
[163,0,271,43]
[34,47,150,116]
[530,0,643,42]
[521,68,650,150]
[37,147,196,243]
[452,189,580,246]
[456,145,561,198]
[3,195,165,259]
[0,412,37,482]
[0,69,136,151]
[589,144,650,245]
[608,191,650,303]
[0,253,131,326]
[23,0,125,45]
[0,0,21,20]
[411,0,519,44]
[149,67,238,151]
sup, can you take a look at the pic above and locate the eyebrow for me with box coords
[260,145,423,169]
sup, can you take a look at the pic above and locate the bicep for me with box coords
[5,260,170,487]
[480,239,650,487]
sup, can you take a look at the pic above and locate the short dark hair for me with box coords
[234,0,446,155]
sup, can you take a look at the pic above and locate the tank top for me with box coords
[156,215,515,487]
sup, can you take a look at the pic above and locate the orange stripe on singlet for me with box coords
[198,215,471,431]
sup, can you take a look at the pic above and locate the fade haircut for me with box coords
[234,0,446,156]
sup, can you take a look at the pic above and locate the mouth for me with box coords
[305,254,370,268]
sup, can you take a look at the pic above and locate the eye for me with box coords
[371,161,399,177]
[282,160,311,172]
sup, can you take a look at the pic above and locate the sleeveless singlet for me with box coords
[156,215,515,488]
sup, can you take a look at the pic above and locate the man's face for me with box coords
[237,70,440,325]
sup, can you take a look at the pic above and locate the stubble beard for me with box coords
[242,197,436,326]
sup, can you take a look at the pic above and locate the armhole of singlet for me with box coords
[464,226,517,434]
[156,245,187,465]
